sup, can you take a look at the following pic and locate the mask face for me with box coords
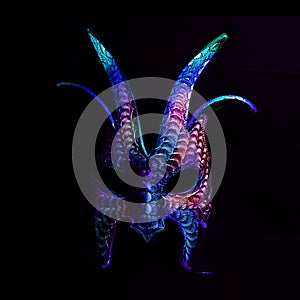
[60,29,256,271]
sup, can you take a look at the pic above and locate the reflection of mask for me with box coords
[61,29,256,271]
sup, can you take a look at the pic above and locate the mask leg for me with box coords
[169,209,200,270]
[95,212,117,269]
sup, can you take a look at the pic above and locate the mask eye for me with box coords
[162,167,202,195]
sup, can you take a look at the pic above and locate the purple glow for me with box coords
[57,82,115,128]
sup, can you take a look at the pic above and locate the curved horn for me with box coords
[188,95,257,129]
[157,33,228,161]
[57,82,115,128]
[87,28,148,162]
[87,28,134,126]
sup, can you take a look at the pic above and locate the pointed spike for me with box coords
[177,33,228,88]
[87,28,125,84]
[158,33,228,159]
[87,28,149,156]
[188,94,257,128]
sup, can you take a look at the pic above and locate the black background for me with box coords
[7,16,300,299]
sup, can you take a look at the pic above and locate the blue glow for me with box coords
[161,33,228,147]
[57,82,115,128]
[87,28,148,157]
[188,95,257,128]
[131,219,166,243]
[200,219,207,229]
[87,29,122,81]
[177,33,228,88]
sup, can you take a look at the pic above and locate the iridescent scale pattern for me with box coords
[61,29,256,270]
